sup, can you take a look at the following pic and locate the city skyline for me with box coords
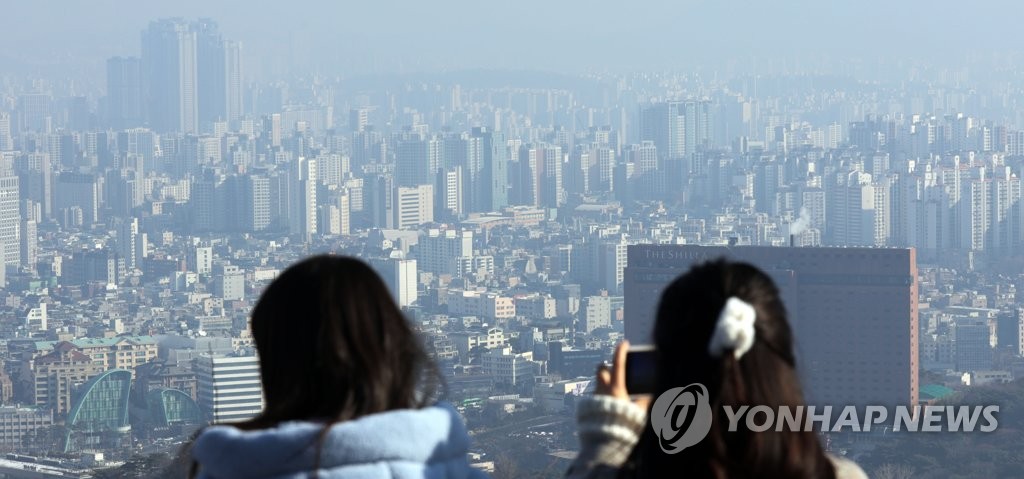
[0,6,1023,477]
[4,1,1024,82]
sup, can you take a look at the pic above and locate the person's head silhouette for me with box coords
[627,259,838,478]
[189,255,469,479]
[245,255,440,428]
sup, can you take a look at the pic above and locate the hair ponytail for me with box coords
[622,259,836,479]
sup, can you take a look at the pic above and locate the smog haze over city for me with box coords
[1,0,1024,477]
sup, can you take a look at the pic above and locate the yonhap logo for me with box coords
[649,383,713,454]
[646,384,999,454]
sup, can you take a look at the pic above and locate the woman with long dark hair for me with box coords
[189,255,488,479]
[568,259,866,479]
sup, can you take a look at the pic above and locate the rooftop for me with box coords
[34,335,158,351]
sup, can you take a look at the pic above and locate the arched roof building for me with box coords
[64,369,132,452]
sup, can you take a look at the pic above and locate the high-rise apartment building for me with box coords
[117,128,156,173]
[371,256,418,308]
[417,229,473,276]
[0,175,20,267]
[17,93,51,133]
[141,18,240,133]
[244,174,272,233]
[956,165,1021,253]
[369,174,395,229]
[117,218,147,272]
[639,100,712,182]
[224,41,243,124]
[829,170,889,246]
[195,354,263,424]
[472,127,508,212]
[392,184,433,230]
[195,19,223,127]
[319,189,352,236]
[624,244,918,407]
[105,168,144,217]
[106,57,143,129]
[573,232,629,294]
[142,18,198,133]
[15,152,52,219]
[517,144,564,208]
[541,145,565,209]
[317,153,349,188]
[0,112,12,151]
[682,99,711,160]
[189,172,218,231]
[396,134,440,187]
[289,157,318,241]
[195,19,242,128]
[594,146,616,193]
[626,139,659,199]
[54,172,100,225]
[46,132,76,169]
[337,191,351,236]
[20,218,37,269]
[435,167,463,220]
[349,107,371,133]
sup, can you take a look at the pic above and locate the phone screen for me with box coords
[625,348,657,395]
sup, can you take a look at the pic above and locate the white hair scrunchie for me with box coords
[708,297,757,359]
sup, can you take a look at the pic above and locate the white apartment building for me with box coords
[482,347,537,387]
[393,184,434,229]
[195,354,263,424]
[417,229,474,276]
[581,294,612,333]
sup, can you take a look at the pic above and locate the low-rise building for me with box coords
[449,328,508,361]
[481,347,538,387]
[32,336,159,377]
[445,290,515,320]
[31,342,105,414]
[0,406,54,452]
[534,378,593,412]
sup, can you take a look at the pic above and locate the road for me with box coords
[470,414,571,439]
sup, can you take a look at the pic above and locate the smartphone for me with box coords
[624,345,656,395]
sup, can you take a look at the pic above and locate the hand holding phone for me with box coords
[596,341,654,406]
[624,345,656,395]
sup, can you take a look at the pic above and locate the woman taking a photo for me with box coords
[189,255,488,479]
[569,259,867,479]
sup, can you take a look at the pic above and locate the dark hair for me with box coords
[189,255,441,477]
[623,259,835,479]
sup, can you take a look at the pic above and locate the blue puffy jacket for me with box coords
[191,403,490,479]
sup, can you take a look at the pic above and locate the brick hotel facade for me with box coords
[624,245,918,407]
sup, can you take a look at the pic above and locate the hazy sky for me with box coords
[3,0,1023,79]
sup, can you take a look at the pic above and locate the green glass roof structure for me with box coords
[64,369,132,452]
[146,388,204,427]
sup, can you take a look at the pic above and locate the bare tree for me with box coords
[491,452,520,479]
